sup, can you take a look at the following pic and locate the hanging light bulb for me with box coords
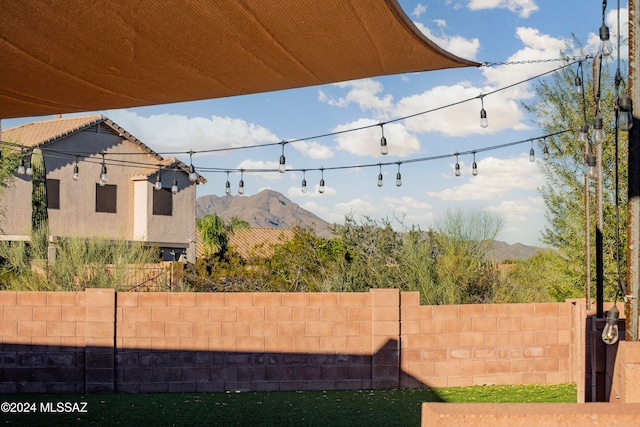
[73,156,80,181]
[574,61,583,94]
[278,142,286,173]
[472,152,478,176]
[585,152,597,179]
[188,150,197,182]
[380,124,389,155]
[301,170,307,193]
[99,154,108,186]
[479,96,488,128]
[154,168,162,190]
[225,171,231,195]
[592,115,605,144]
[601,305,620,345]
[529,140,535,162]
[600,23,612,57]
[377,164,383,187]
[454,154,461,177]
[319,168,325,194]
[238,169,245,195]
[25,156,33,176]
[617,93,633,131]
[395,163,402,187]
[171,168,178,194]
[578,123,589,143]
[17,156,25,175]
[543,145,550,161]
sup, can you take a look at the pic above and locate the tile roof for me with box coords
[195,228,294,260]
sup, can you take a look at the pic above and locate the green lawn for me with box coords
[0,383,576,426]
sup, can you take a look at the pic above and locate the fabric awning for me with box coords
[0,0,480,119]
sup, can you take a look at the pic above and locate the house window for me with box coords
[153,188,173,216]
[46,179,60,210]
[95,184,117,213]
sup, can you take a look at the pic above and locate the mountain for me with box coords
[196,189,543,261]
[196,189,333,237]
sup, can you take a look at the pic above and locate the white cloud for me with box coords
[413,22,480,60]
[468,0,539,18]
[291,140,334,159]
[104,110,280,153]
[332,119,421,157]
[287,183,336,198]
[412,3,427,18]
[318,79,394,117]
[484,197,544,223]
[433,19,447,27]
[427,155,544,201]
[324,198,384,224]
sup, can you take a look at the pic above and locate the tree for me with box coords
[523,49,627,301]
[196,213,249,260]
[432,208,505,304]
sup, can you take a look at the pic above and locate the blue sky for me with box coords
[3,1,629,246]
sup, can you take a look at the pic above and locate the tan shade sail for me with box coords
[0,0,479,119]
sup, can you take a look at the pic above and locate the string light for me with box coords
[188,150,197,182]
[171,167,178,194]
[575,62,583,94]
[17,156,25,175]
[25,154,33,176]
[479,95,488,128]
[301,170,307,193]
[319,168,325,194]
[617,93,633,131]
[454,153,461,177]
[238,169,245,194]
[395,163,402,187]
[586,152,597,179]
[579,123,589,143]
[541,139,550,161]
[225,171,231,195]
[73,156,80,181]
[278,142,286,173]
[472,152,478,176]
[529,139,535,162]
[380,124,389,155]
[377,164,383,187]
[154,167,162,190]
[99,153,108,185]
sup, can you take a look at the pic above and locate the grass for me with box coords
[0,383,576,426]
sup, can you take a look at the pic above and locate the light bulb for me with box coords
[73,165,80,181]
[100,164,108,184]
[17,159,25,175]
[26,165,33,176]
[171,179,178,194]
[600,24,612,56]
[592,116,605,144]
[377,173,383,187]
[301,178,307,193]
[472,161,478,176]
[455,162,461,177]
[238,179,244,195]
[543,146,550,161]
[225,180,231,195]
[154,175,162,190]
[380,136,388,155]
[601,305,620,345]
[188,164,197,182]
[480,108,488,128]
[575,75,582,94]
[396,172,402,187]
[578,123,589,143]
[585,153,597,179]
[319,178,325,194]
[618,94,633,131]
[529,148,535,162]
[278,155,286,173]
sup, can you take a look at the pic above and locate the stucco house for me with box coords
[0,114,205,262]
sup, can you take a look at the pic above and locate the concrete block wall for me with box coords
[0,289,586,394]
[401,292,578,388]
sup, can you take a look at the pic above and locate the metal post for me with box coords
[627,0,639,341]
[596,141,604,318]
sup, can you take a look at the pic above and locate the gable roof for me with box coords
[1,115,206,183]
[0,0,479,119]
